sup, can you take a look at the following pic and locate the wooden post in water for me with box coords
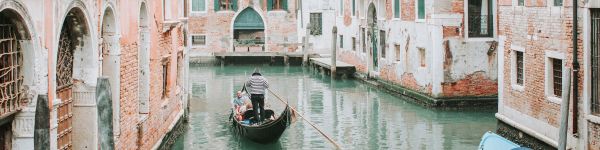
[558,68,572,150]
[331,26,337,78]
[303,23,311,65]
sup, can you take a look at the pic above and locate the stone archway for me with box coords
[232,8,265,52]
[138,2,150,114]
[56,5,97,149]
[0,5,37,150]
[367,3,378,72]
[100,6,121,136]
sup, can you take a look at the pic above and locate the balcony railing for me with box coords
[468,15,493,38]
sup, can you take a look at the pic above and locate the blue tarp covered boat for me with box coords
[478,131,531,150]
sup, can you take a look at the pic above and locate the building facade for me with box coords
[187,0,299,56]
[298,0,498,106]
[497,0,600,149]
[0,0,189,149]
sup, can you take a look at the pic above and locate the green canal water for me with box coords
[172,65,497,149]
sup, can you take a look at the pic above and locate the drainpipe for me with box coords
[571,0,580,136]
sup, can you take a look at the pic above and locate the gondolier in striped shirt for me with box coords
[246,68,269,123]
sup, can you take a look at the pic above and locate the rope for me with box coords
[267,88,342,149]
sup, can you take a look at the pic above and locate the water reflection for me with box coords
[173,65,496,149]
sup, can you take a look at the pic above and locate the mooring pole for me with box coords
[303,23,311,66]
[34,95,50,150]
[559,68,572,150]
[331,26,337,78]
[97,77,115,150]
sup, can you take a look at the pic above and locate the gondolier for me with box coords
[246,68,269,122]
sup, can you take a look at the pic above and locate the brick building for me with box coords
[497,0,600,149]
[0,0,189,149]
[297,0,499,106]
[187,0,299,56]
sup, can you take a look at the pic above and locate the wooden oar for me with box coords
[267,88,342,149]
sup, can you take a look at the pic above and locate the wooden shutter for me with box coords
[267,0,273,10]
[282,0,288,11]
[394,0,399,18]
[214,0,220,11]
[232,0,238,11]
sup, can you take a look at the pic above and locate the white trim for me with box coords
[544,50,566,104]
[189,34,207,48]
[189,0,208,14]
[587,115,600,124]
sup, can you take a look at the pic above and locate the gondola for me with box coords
[229,104,294,144]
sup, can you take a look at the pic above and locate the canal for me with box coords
[172,65,497,149]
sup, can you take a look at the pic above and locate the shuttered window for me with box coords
[352,0,356,16]
[554,0,562,6]
[352,37,356,51]
[340,35,344,48]
[591,9,600,115]
[268,0,287,11]
[394,0,400,18]
[339,0,343,16]
[192,0,206,12]
[518,0,524,6]
[380,30,386,58]
[417,0,425,19]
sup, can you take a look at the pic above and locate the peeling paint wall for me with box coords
[306,0,498,98]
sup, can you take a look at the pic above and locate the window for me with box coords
[554,0,562,6]
[268,0,287,11]
[309,13,322,35]
[467,0,494,37]
[164,0,173,20]
[380,30,386,58]
[394,0,400,18]
[339,0,344,16]
[395,44,401,61]
[515,51,524,85]
[417,0,425,20]
[352,0,356,16]
[551,58,563,97]
[518,0,524,6]
[352,37,356,51]
[591,9,600,115]
[191,0,206,12]
[214,0,237,11]
[191,35,206,46]
[162,61,170,98]
[419,47,426,67]
[340,35,344,48]
[361,28,366,53]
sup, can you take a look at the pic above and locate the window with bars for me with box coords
[214,0,237,11]
[591,9,600,115]
[268,0,287,11]
[352,37,356,51]
[419,47,426,67]
[516,51,524,85]
[340,35,344,48]
[192,35,206,46]
[310,13,322,35]
[163,61,170,98]
[191,0,206,12]
[0,24,24,116]
[362,28,366,53]
[380,30,386,58]
[552,58,563,97]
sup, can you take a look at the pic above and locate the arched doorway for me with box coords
[0,7,34,149]
[100,7,120,136]
[367,3,378,71]
[232,8,265,52]
[56,6,95,149]
[138,2,150,114]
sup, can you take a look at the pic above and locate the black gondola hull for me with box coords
[230,106,293,144]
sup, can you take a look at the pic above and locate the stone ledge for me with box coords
[496,119,556,150]
[353,72,498,110]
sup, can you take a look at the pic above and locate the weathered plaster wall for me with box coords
[315,0,498,98]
